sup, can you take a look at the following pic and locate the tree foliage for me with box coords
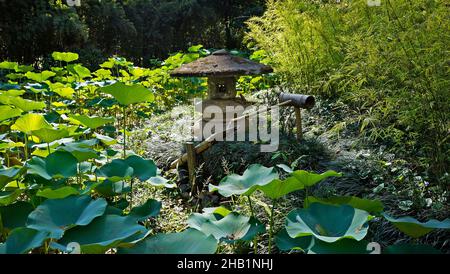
[0,0,265,66]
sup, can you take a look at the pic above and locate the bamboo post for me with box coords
[294,107,302,140]
[184,142,197,195]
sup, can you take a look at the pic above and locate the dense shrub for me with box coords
[246,0,449,182]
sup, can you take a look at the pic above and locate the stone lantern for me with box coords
[170,49,273,136]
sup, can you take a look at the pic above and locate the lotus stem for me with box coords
[0,212,4,240]
[122,106,127,159]
[247,195,258,254]
[24,134,28,160]
[130,179,134,209]
[268,199,276,254]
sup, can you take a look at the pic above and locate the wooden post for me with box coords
[294,107,302,140]
[184,142,197,195]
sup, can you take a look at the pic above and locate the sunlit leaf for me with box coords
[25,71,56,82]
[36,186,79,199]
[52,52,79,63]
[291,170,342,187]
[208,164,279,197]
[0,106,22,122]
[11,113,51,135]
[32,128,70,143]
[69,114,115,129]
[100,82,154,105]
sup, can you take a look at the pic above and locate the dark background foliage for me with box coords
[0,0,265,67]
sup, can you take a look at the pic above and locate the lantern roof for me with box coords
[170,49,273,77]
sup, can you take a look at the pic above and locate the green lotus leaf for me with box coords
[240,217,266,242]
[0,190,22,206]
[94,133,117,145]
[275,229,313,251]
[382,213,450,238]
[26,151,78,180]
[95,180,131,197]
[36,186,79,199]
[384,244,442,254]
[304,196,384,214]
[0,228,49,254]
[17,65,33,73]
[253,169,341,200]
[276,164,294,173]
[118,229,153,249]
[32,128,70,143]
[0,167,23,189]
[26,195,107,239]
[48,82,71,96]
[58,214,147,254]
[96,159,134,182]
[100,82,154,105]
[73,64,91,79]
[208,164,279,197]
[291,170,342,187]
[11,113,51,135]
[0,201,33,230]
[187,211,265,242]
[202,206,232,217]
[256,177,305,200]
[0,140,24,151]
[124,155,157,181]
[286,203,372,243]
[69,114,114,129]
[117,228,218,254]
[93,69,112,79]
[57,141,99,162]
[127,199,161,222]
[0,61,18,70]
[0,105,22,122]
[52,52,79,63]
[105,205,125,215]
[6,96,46,112]
[52,86,75,98]
[147,176,177,188]
[25,71,56,82]
[0,89,25,96]
[308,238,371,254]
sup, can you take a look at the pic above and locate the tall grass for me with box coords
[246,0,449,182]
